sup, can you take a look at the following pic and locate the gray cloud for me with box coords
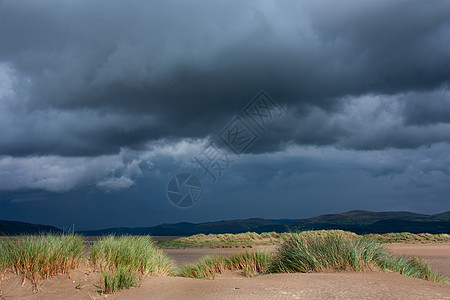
[0,1,449,228]
[0,139,203,192]
[0,0,449,157]
[402,89,450,126]
[0,152,127,192]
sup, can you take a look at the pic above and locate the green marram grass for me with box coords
[365,232,450,243]
[270,231,381,272]
[102,266,140,294]
[0,234,84,288]
[90,235,174,293]
[373,251,445,282]
[157,231,450,248]
[270,231,447,283]
[90,235,174,275]
[178,231,447,283]
[0,231,447,293]
[226,250,273,277]
[178,251,273,279]
[157,232,288,248]
[178,255,227,279]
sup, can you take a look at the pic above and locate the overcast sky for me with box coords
[0,0,449,230]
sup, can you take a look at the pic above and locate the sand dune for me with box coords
[1,243,449,299]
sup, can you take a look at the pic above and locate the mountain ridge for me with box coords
[1,210,449,236]
[0,220,62,235]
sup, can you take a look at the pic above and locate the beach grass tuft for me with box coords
[177,231,447,283]
[90,235,173,293]
[270,232,447,283]
[178,251,273,279]
[0,234,84,288]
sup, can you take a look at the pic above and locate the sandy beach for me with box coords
[1,242,449,299]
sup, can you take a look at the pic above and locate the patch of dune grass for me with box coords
[0,231,446,293]
[178,251,273,279]
[0,244,5,272]
[102,267,140,294]
[158,231,450,248]
[178,231,446,283]
[270,232,447,283]
[270,231,384,272]
[0,234,84,288]
[90,235,173,293]
[178,255,227,279]
[365,232,450,243]
[157,232,287,248]
[374,251,445,282]
[227,251,273,277]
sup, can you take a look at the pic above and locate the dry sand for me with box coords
[164,245,277,267]
[386,243,450,277]
[1,243,449,300]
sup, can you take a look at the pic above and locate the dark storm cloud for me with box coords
[1,0,449,157]
[1,142,448,229]
[402,90,450,126]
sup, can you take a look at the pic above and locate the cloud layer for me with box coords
[0,1,449,227]
[1,0,449,157]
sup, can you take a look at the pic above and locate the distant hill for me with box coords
[1,210,449,236]
[431,211,450,221]
[78,210,450,236]
[291,210,450,234]
[0,220,62,235]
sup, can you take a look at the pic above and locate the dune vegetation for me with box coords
[0,234,174,293]
[178,231,447,283]
[0,230,447,294]
[365,232,450,243]
[156,230,450,248]
[178,250,273,279]
[0,234,84,288]
[90,235,174,293]
[270,231,446,283]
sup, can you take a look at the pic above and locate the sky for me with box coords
[0,0,449,230]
